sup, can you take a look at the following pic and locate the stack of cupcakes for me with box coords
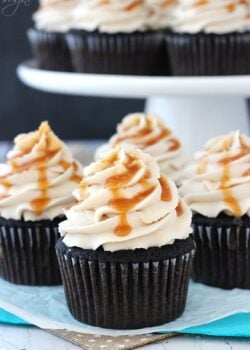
[28,0,176,74]
[28,0,250,75]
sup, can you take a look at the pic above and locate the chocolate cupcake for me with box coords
[0,121,83,285]
[56,146,195,329]
[66,0,175,75]
[28,0,76,71]
[165,0,250,76]
[96,113,189,185]
[180,131,250,289]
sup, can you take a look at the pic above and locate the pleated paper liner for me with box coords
[165,31,250,76]
[192,213,250,289]
[66,30,168,75]
[27,28,72,72]
[0,216,64,285]
[56,236,195,329]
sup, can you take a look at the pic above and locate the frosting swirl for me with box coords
[59,147,192,252]
[71,0,151,33]
[171,0,250,34]
[33,0,78,32]
[0,121,83,221]
[96,113,189,184]
[71,0,176,33]
[180,131,250,218]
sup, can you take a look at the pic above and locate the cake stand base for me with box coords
[145,96,249,153]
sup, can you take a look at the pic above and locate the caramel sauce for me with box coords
[105,153,160,237]
[115,213,131,237]
[142,128,171,147]
[59,160,70,170]
[168,138,181,152]
[176,201,184,217]
[159,175,172,202]
[0,178,12,189]
[220,164,241,216]
[160,0,176,7]
[227,3,236,12]
[125,0,143,11]
[70,162,82,184]
[243,169,250,177]
[31,168,50,215]
[223,189,242,217]
[194,0,208,6]
[105,158,140,189]
[114,118,153,144]
[197,158,208,174]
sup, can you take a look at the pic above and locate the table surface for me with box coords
[0,326,250,350]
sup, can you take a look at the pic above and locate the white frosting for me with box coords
[60,147,192,252]
[33,0,78,32]
[71,0,176,33]
[0,122,83,221]
[96,113,189,184]
[146,0,177,30]
[180,131,250,218]
[171,0,250,34]
[71,0,151,33]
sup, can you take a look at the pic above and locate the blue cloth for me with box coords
[0,309,30,325]
[1,308,250,336]
[182,313,250,337]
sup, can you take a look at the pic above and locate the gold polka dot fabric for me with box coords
[47,330,176,350]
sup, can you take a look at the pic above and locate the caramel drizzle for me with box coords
[168,138,181,152]
[125,0,143,11]
[114,117,171,149]
[218,138,250,217]
[104,154,173,237]
[0,124,81,215]
[176,200,184,217]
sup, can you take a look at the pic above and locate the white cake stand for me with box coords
[17,60,250,153]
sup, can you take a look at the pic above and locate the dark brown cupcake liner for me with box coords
[165,31,250,76]
[27,28,72,72]
[192,213,250,289]
[0,216,64,285]
[56,237,195,329]
[66,30,168,75]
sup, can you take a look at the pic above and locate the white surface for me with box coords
[0,326,249,350]
[1,278,250,337]
[17,60,250,98]
[145,96,249,153]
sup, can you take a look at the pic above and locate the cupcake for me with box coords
[166,0,250,76]
[0,121,83,285]
[66,0,175,75]
[96,113,189,185]
[180,131,250,289]
[56,146,195,329]
[28,0,77,71]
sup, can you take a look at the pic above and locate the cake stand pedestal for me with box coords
[17,60,250,153]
